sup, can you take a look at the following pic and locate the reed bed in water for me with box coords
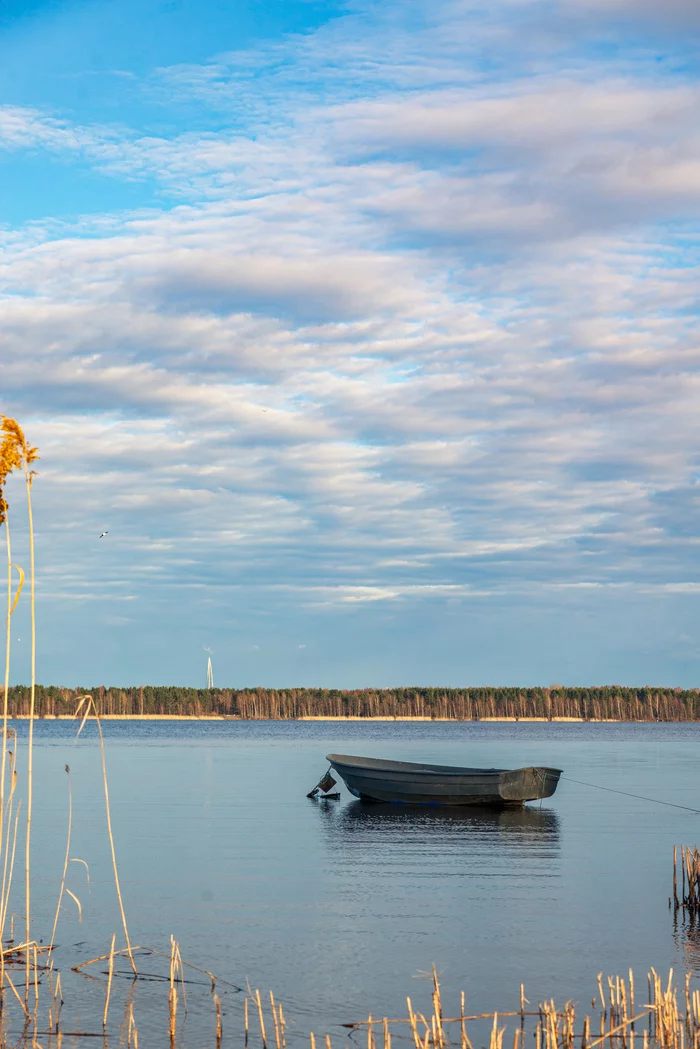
[226,966,700,1049]
[673,846,700,915]
[3,944,698,1049]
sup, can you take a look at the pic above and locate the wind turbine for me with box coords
[205,648,214,689]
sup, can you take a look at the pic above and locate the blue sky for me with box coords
[2,0,700,687]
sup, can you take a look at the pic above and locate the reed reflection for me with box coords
[673,914,700,974]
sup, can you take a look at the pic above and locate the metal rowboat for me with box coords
[326,753,562,807]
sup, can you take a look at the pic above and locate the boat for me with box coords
[326,753,562,807]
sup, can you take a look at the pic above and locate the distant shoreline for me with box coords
[3,713,653,722]
[4,686,694,722]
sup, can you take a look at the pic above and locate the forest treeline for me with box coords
[3,685,700,720]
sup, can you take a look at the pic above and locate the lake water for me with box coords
[9,720,700,1047]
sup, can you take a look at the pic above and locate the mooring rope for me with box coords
[565,775,700,815]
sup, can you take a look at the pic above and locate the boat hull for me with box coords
[326,754,561,807]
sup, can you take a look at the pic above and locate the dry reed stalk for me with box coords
[384,1016,391,1049]
[75,694,136,973]
[169,934,179,1045]
[0,420,24,938]
[50,965,63,1038]
[245,994,249,1047]
[326,1034,333,1049]
[582,1015,590,1049]
[490,1013,505,1049]
[71,944,145,972]
[255,988,268,1048]
[270,991,281,1049]
[565,1001,576,1049]
[310,1032,316,1049]
[3,965,28,1019]
[32,940,38,1013]
[348,1009,561,1028]
[0,514,9,1001]
[407,998,421,1049]
[127,999,139,1049]
[103,933,116,1030]
[461,990,474,1049]
[279,1000,287,1049]
[544,1000,557,1049]
[674,846,700,914]
[21,432,38,1005]
[0,529,18,998]
[48,767,73,955]
[72,942,232,992]
[215,991,222,1048]
[173,937,187,1012]
[0,763,19,943]
[432,967,444,1048]
[169,983,178,1045]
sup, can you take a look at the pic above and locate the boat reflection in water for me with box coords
[314,797,560,867]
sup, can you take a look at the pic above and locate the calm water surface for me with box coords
[11,720,700,1046]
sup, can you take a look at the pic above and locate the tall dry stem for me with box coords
[169,935,178,1045]
[215,992,223,1048]
[16,441,37,1000]
[104,933,116,1030]
[0,796,21,938]
[279,1000,287,1049]
[49,766,74,953]
[0,420,24,1003]
[255,987,268,1047]
[76,693,136,973]
[0,417,39,1001]
[270,990,281,1049]
[1,517,11,880]
[127,999,139,1049]
[24,463,35,1002]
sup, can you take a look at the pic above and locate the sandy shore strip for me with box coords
[8,713,231,720]
[296,715,618,722]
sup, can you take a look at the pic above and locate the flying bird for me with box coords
[99,531,108,538]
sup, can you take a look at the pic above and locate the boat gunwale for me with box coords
[326,753,562,778]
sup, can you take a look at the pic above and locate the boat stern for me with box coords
[499,766,562,803]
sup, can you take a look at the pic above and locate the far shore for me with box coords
[0,713,658,722]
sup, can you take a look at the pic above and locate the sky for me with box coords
[2,0,700,688]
